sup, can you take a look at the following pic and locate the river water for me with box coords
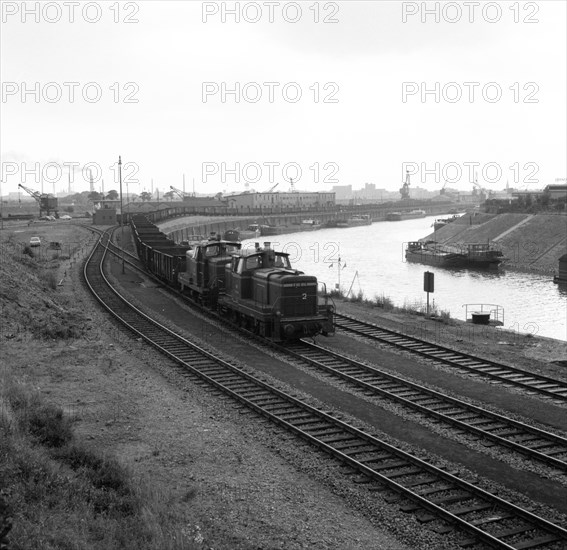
[243,216,567,341]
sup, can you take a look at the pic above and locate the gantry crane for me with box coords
[18,184,58,216]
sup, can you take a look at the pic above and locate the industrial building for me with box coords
[226,191,335,211]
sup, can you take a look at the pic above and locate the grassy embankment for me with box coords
[426,213,567,272]
[330,288,452,323]
[0,230,195,550]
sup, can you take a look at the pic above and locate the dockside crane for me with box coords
[170,185,189,200]
[18,184,58,217]
[400,169,411,200]
[472,176,493,201]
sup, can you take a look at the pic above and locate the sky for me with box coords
[1,0,566,197]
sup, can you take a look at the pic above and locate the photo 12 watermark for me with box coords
[401,2,539,24]
[401,162,539,185]
[401,82,539,103]
[202,82,339,104]
[1,161,140,186]
[201,161,339,185]
[1,82,140,104]
[239,240,340,265]
[201,1,340,23]
[1,1,140,24]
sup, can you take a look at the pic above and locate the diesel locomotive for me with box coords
[130,215,335,341]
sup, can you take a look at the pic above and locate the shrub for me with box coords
[55,444,139,516]
[329,288,345,299]
[26,402,74,448]
[373,293,395,310]
[347,290,364,303]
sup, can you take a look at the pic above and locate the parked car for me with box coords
[29,237,41,247]
[59,214,72,220]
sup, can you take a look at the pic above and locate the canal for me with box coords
[243,216,567,341]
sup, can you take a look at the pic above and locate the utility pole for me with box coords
[119,156,125,274]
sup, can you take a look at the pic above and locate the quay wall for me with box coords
[158,204,455,243]
[423,212,567,273]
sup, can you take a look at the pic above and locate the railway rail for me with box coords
[84,229,567,549]
[282,341,567,473]
[98,226,567,473]
[334,313,567,404]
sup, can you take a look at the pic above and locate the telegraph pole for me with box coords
[119,156,125,274]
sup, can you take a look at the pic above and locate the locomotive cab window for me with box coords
[236,258,246,274]
[245,255,262,270]
[275,254,291,269]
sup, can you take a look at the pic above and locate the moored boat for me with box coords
[335,214,372,228]
[387,210,426,221]
[405,241,503,268]
[260,220,323,236]
[433,214,461,231]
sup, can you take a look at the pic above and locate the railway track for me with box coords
[85,231,567,549]
[283,341,567,474]
[334,313,567,403]
[99,228,567,472]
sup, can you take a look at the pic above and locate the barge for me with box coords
[406,241,504,268]
[386,209,426,221]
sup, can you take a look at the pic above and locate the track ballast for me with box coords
[83,229,567,550]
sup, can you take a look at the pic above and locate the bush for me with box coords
[329,288,345,299]
[55,444,138,516]
[347,290,364,303]
[373,293,395,310]
[25,403,73,448]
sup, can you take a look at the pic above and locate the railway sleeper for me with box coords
[260,402,298,411]
[383,467,423,480]
[333,441,376,452]
[237,389,273,399]
[528,382,564,389]
[400,475,439,488]
[278,412,315,422]
[526,441,565,451]
[320,434,360,445]
[365,459,408,471]
[413,483,456,497]
[431,492,474,506]
[304,427,345,437]
[250,397,288,407]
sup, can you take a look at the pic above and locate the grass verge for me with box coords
[329,289,452,324]
[0,375,196,550]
